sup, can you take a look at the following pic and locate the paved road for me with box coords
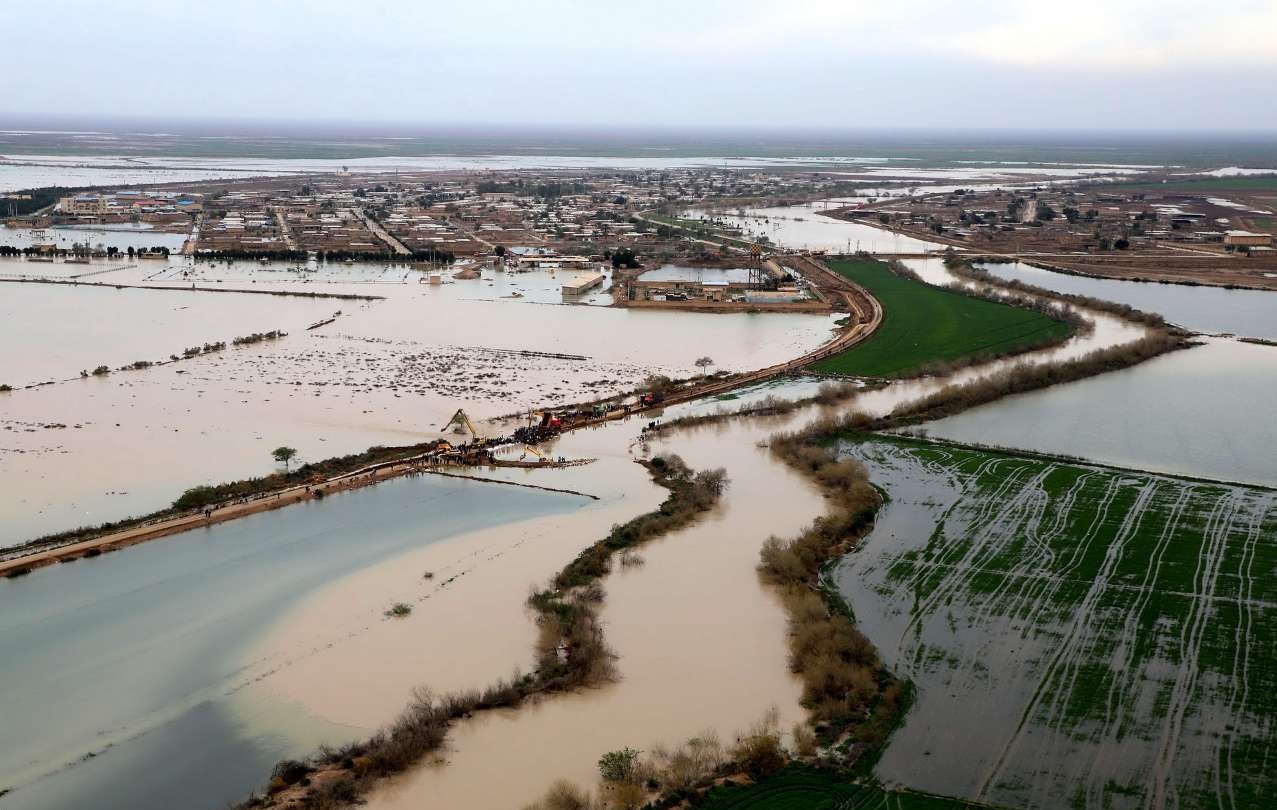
[354,208,411,255]
[274,209,298,250]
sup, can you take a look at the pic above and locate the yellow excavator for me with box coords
[519,444,547,462]
[442,408,482,440]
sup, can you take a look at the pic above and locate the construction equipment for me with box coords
[519,444,547,462]
[513,411,562,444]
[442,408,482,439]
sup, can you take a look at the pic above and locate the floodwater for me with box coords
[0,257,837,543]
[0,153,852,193]
[637,264,754,283]
[979,260,1277,341]
[683,204,944,254]
[0,224,187,253]
[831,436,1277,809]
[7,173,1265,810]
[363,412,816,810]
[899,257,1277,487]
[0,245,1163,810]
[0,474,591,810]
[351,276,1152,809]
[0,282,336,387]
[923,338,1277,488]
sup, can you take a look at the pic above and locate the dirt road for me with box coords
[0,255,881,573]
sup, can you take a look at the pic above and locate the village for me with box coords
[820,177,1277,288]
[2,165,858,308]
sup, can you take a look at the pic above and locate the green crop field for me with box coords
[696,766,995,810]
[833,435,1277,810]
[808,259,1072,377]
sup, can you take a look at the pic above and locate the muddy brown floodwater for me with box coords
[0,257,838,543]
[239,257,1156,810]
[1,235,1161,810]
[361,414,818,810]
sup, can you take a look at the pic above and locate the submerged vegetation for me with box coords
[834,434,1277,808]
[695,765,995,810]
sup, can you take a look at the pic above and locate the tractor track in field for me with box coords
[832,436,1277,810]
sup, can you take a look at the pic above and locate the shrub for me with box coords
[735,725,781,776]
[270,760,311,786]
[524,779,597,810]
[598,748,641,782]
[792,724,817,758]
[385,602,412,618]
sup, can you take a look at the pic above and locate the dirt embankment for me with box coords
[1,256,881,574]
[0,462,593,578]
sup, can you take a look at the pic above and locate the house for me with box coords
[1224,230,1273,247]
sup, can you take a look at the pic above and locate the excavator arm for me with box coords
[442,408,482,439]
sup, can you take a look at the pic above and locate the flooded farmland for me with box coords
[832,435,1277,810]
[3,134,1275,810]
[0,257,838,543]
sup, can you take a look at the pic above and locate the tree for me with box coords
[610,247,640,269]
[598,747,641,782]
[694,356,714,376]
[272,446,298,471]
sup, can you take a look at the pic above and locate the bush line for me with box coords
[238,456,727,809]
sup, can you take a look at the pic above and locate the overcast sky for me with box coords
[4,0,1276,131]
